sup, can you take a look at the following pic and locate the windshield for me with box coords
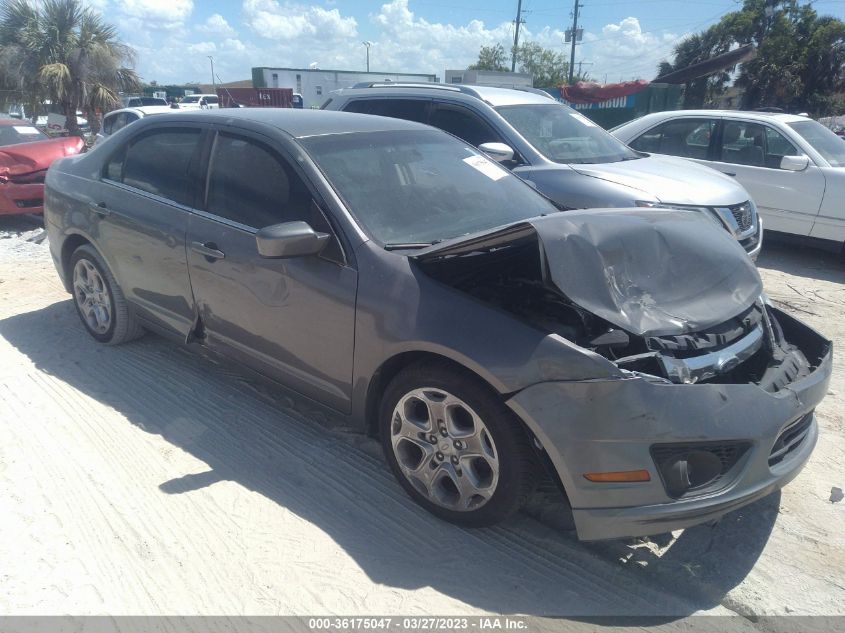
[182,96,200,103]
[0,124,48,146]
[496,103,639,164]
[788,120,845,167]
[300,130,557,246]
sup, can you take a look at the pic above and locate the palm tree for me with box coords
[0,0,140,135]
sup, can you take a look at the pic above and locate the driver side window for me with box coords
[205,134,312,229]
[429,104,504,148]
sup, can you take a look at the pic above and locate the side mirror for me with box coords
[780,155,809,171]
[478,142,515,163]
[256,221,330,259]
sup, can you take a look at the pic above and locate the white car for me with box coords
[177,94,219,110]
[612,110,845,247]
[96,106,174,144]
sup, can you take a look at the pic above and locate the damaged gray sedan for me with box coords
[44,110,832,540]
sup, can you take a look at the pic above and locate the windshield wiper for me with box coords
[383,240,441,251]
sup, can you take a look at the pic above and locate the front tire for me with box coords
[70,244,143,345]
[380,361,537,527]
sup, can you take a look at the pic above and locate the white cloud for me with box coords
[197,13,237,38]
[187,41,216,55]
[581,17,684,82]
[243,0,357,40]
[117,0,193,24]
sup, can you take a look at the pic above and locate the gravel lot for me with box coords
[0,216,843,623]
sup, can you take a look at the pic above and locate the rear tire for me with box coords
[380,360,537,527]
[70,244,143,345]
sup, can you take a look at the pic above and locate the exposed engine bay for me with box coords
[416,232,818,391]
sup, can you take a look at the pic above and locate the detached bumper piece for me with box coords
[507,305,832,541]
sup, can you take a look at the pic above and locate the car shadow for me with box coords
[0,299,780,618]
[757,235,845,284]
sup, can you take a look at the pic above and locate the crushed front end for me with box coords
[508,303,831,540]
[414,209,832,540]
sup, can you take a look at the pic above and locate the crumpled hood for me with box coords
[570,154,747,206]
[413,208,763,337]
[0,136,84,178]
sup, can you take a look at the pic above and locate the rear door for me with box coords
[186,129,357,412]
[628,117,718,161]
[709,119,824,235]
[94,125,203,336]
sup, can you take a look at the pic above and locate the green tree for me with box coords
[515,42,570,87]
[0,0,140,135]
[468,44,509,72]
[659,0,845,115]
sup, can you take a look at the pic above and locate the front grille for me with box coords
[769,412,813,466]
[647,302,763,356]
[14,198,43,208]
[651,441,751,498]
[729,202,753,232]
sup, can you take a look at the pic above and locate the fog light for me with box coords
[662,450,722,496]
[583,469,651,483]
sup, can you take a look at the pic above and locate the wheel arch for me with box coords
[60,233,94,293]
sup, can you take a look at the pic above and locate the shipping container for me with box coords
[215,88,294,108]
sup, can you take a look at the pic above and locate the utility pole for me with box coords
[363,41,373,72]
[567,0,582,84]
[208,56,215,90]
[511,0,524,72]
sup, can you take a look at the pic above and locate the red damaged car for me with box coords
[0,119,84,215]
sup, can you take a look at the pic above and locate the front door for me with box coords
[186,131,357,412]
[708,120,825,235]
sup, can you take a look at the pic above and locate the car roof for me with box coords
[107,106,175,117]
[634,109,810,125]
[143,108,433,138]
[335,82,556,107]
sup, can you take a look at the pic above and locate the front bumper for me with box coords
[507,307,832,541]
[0,182,44,215]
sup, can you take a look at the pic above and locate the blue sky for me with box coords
[88,0,845,85]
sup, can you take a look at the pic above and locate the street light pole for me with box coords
[362,41,372,72]
[208,56,215,90]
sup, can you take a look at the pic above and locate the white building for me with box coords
[444,69,533,88]
[252,67,438,109]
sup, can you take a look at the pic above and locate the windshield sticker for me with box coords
[463,155,508,181]
[13,126,40,134]
[540,118,554,138]
[570,113,597,127]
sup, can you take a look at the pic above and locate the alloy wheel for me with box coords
[390,388,499,511]
[73,258,112,335]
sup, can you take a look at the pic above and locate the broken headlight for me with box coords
[635,201,725,229]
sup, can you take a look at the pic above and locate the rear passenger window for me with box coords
[118,129,201,205]
[343,99,428,124]
[630,119,715,159]
[205,133,312,229]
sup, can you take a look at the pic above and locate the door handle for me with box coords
[91,201,111,217]
[191,241,225,261]
[721,171,737,177]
